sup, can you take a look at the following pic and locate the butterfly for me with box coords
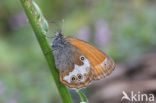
[51,30,115,89]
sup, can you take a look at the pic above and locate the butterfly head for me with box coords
[51,30,66,50]
[55,30,63,37]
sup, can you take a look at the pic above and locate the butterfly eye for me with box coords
[70,75,77,82]
[77,74,83,80]
[80,56,85,61]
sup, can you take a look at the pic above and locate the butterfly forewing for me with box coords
[67,37,115,80]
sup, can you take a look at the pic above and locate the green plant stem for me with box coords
[19,0,72,103]
[77,90,88,103]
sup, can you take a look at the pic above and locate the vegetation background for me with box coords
[0,0,156,103]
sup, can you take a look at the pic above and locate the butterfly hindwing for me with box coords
[58,44,93,88]
[67,37,115,80]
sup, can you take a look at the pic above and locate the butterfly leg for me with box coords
[44,49,55,55]
[43,34,54,39]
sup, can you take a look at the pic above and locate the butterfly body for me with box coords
[51,30,115,88]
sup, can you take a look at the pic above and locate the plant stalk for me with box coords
[19,0,72,103]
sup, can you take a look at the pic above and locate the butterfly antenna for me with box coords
[49,19,60,32]
[61,19,64,32]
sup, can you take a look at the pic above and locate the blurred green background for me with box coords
[0,0,156,103]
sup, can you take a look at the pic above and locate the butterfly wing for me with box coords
[67,37,115,80]
[57,43,94,88]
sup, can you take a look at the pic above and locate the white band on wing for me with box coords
[63,56,90,83]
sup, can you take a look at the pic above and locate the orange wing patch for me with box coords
[67,37,115,80]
